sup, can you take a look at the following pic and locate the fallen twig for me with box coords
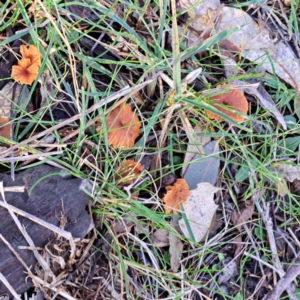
[0,150,63,162]
[265,257,300,300]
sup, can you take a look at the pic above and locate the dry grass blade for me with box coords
[0,74,161,158]
[0,200,77,256]
[0,182,55,280]
[0,233,77,300]
[0,272,21,300]
[0,150,63,162]
[248,175,297,300]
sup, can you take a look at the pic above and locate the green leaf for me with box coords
[234,292,244,300]
[278,136,300,156]
[235,159,259,182]
[254,226,265,241]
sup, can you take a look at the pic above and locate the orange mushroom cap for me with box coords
[162,178,190,214]
[20,45,41,67]
[11,58,39,85]
[206,88,248,122]
[106,104,141,149]
[116,159,143,186]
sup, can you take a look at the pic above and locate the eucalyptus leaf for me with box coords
[183,141,220,189]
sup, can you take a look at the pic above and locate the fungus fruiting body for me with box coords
[11,45,41,85]
[207,88,248,122]
[20,45,41,67]
[116,159,143,185]
[162,178,190,214]
[106,104,141,148]
[11,59,39,85]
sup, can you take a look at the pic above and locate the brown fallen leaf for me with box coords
[215,7,300,93]
[217,258,238,285]
[0,82,31,117]
[0,81,32,140]
[178,0,220,31]
[243,84,287,130]
[169,230,183,273]
[151,229,169,248]
[0,117,10,139]
[231,200,254,264]
[231,200,254,232]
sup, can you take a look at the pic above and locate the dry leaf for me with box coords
[105,104,141,148]
[243,85,287,130]
[215,7,300,92]
[179,182,220,242]
[162,179,190,214]
[179,0,220,30]
[0,117,10,139]
[183,141,220,189]
[169,230,183,273]
[230,200,254,266]
[231,200,254,232]
[206,86,248,122]
[151,229,169,247]
[274,163,300,183]
[218,259,238,285]
[182,126,210,176]
[179,0,220,16]
[0,82,31,117]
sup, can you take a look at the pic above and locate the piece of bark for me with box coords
[0,165,94,297]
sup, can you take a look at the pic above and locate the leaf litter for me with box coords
[0,0,300,299]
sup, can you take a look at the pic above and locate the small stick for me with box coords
[0,150,63,163]
[265,257,300,300]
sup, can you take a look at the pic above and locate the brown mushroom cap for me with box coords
[20,45,41,67]
[116,159,143,185]
[11,58,39,85]
[106,104,141,148]
[162,178,190,214]
[206,88,248,122]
